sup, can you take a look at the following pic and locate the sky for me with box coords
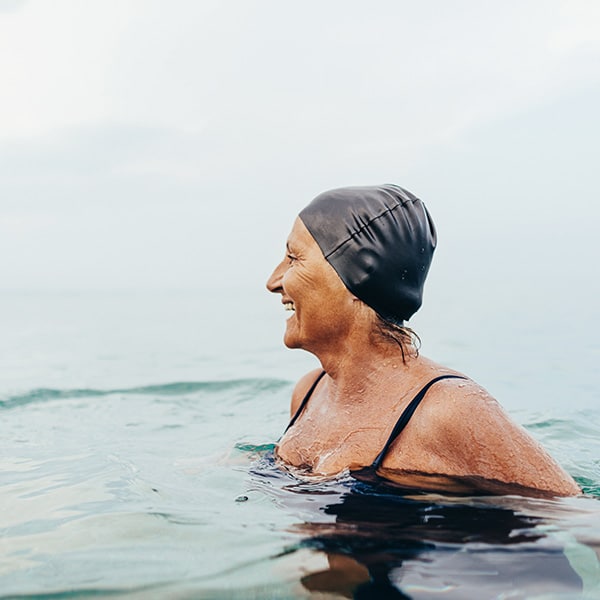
[0,0,599,294]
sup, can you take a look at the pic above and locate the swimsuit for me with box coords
[284,370,467,479]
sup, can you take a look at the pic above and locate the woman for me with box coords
[266,184,579,497]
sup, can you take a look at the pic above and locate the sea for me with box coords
[1,278,599,599]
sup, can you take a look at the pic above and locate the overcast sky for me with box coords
[1,0,599,293]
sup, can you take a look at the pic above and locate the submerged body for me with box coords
[277,362,578,497]
[267,186,580,498]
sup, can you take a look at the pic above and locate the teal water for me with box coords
[1,290,599,598]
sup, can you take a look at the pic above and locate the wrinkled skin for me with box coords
[267,218,580,497]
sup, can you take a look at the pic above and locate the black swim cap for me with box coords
[299,184,436,324]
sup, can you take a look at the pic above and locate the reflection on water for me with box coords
[2,370,599,597]
[251,452,597,599]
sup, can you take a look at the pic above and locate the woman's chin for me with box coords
[283,333,301,349]
[283,321,302,349]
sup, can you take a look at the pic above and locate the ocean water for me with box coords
[1,286,599,599]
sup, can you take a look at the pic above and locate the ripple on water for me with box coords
[1,379,599,598]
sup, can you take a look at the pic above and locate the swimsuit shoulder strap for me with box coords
[284,370,326,433]
[371,374,467,470]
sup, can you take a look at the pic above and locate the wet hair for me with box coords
[372,315,421,364]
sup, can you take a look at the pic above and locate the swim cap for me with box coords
[299,184,436,324]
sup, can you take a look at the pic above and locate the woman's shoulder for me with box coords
[418,370,494,410]
[384,370,580,496]
[290,368,326,416]
[406,367,516,446]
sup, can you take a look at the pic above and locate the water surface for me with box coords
[1,290,598,598]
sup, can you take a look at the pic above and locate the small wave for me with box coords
[527,412,600,436]
[0,378,290,410]
[234,442,276,454]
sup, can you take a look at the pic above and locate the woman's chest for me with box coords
[277,402,429,475]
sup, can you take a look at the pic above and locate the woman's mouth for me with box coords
[284,302,295,312]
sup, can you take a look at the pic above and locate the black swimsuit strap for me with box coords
[370,374,467,470]
[284,370,326,433]
[283,371,467,471]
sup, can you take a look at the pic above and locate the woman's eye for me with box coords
[287,254,297,263]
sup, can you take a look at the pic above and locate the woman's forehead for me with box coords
[287,217,315,248]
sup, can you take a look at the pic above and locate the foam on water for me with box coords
[1,377,599,598]
[1,289,599,597]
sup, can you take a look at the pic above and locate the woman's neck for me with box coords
[316,339,417,407]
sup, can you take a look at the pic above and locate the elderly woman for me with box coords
[267,184,579,497]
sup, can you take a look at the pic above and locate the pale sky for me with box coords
[0,0,599,292]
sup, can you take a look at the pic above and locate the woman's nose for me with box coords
[266,260,285,293]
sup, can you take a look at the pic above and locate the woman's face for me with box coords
[266,217,356,352]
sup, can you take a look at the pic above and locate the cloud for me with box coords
[1,1,599,290]
[0,0,27,12]
[2,1,599,146]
